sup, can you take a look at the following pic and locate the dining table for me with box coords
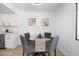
[30,37,50,56]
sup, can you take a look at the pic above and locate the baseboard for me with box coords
[18,42,21,45]
[58,47,68,56]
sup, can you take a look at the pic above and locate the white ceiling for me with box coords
[0,3,15,14]
[12,3,62,12]
[0,3,62,14]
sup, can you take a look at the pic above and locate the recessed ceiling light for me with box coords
[32,3,42,5]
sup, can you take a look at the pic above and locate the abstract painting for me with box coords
[42,17,49,26]
[28,17,36,26]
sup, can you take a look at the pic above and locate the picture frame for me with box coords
[42,17,49,26]
[28,17,36,26]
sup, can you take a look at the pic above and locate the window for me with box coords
[76,3,79,40]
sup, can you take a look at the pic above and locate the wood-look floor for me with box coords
[0,46,64,56]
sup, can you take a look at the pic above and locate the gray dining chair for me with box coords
[25,33,30,40]
[44,32,51,39]
[46,35,59,56]
[24,33,35,45]
[20,35,35,56]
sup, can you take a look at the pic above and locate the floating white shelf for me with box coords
[3,25,17,27]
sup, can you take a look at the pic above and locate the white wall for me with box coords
[17,11,55,36]
[0,11,55,45]
[0,12,55,35]
[0,14,19,33]
[55,3,79,56]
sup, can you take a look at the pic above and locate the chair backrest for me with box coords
[50,35,59,51]
[25,33,30,40]
[46,36,53,52]
[20,35,29,52]
[44,32,51,39]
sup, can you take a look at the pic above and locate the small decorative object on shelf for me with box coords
[5,29,9,32]
[39,33,42,38]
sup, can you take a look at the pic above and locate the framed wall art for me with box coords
[28,17,36,26]
[42,17,49,26]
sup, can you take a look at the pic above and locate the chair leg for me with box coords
[23,50,25,56]
[46,52,50,56]
[54,49,56,56]
[48,52,50,56]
